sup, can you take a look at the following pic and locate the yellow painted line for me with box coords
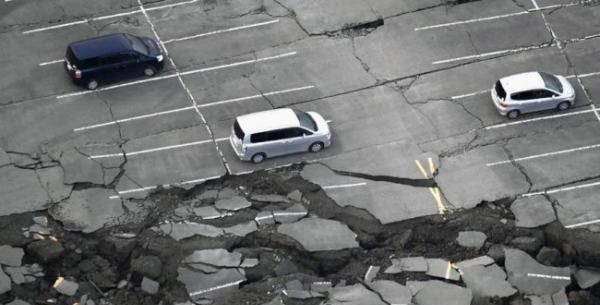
[428,157,435,175]
[445,262,452,279]
[415,160,429,178]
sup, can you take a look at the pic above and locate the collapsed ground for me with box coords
[1,165,599,305]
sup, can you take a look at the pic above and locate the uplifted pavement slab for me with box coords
[368,280,412,305]
[49,188,124,233]
[574,268,600,289]
[426,259,460,281]
[505,248,571,295]
[57,146,123,185]
[0,245,24,266]
[550,181,600,230]
[436,145,530,209]
[214,195,251,211]
[413,280,472,305]
[385,256,428,274]
[461,264,517,298]
[0,166,70,216]
[183,249,242,267]
[0,268,10,294]
[155,222,224,241]
[223,221,258,237]
[456,231,487,250]
[273,203,307,224]
[277,217,359,252]
[511,195,557,228]
[177,267,245,300]
[0,147,9,166]
[526,289,568,305]
[301,164,438,224]
[455,256,494,269]
[326,284,387,305]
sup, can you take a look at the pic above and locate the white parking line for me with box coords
[188,280,245,297]
[432,43,553,65]
[109,174,222,199]
[565,219,600,229]
[322,182,367,190]
[56,52,297,99]
[39,59,64,66]
[522,180,600,197]
[450,89,489,100]
[486,143,600,166]
[163,19,279,44]
[22,0,199,34]
[73,85,315,132]
[88,138,228,159]
[592,104,600,122]
[485,109,597,130]
[527,273,570,281]
[414,3,578,31]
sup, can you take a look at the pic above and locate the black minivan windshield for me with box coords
[294,110,317,131]
[126,34,149,55]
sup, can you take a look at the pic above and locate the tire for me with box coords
[144,67,156,77]
[507,110,520,120]
[87,79,98,90]
[251,153,266,164]
[557,101,571,111]
[309,142,324,153]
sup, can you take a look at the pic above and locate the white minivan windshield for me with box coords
[293,110,317,131]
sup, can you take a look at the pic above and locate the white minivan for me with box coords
[230,108,332,163]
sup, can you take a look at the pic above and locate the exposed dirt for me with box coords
[1,165,599,305]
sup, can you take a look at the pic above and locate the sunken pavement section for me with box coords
[2,0,600,304]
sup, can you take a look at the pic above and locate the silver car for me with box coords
[230,108,332,163]
[491,71,576,119]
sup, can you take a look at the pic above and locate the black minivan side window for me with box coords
[101,55,123,65]
[121,53,139,61]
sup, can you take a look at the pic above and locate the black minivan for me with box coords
[64,33,164,90]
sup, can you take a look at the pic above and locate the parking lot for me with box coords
[1,0,600,304]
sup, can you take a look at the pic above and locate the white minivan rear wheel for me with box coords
[251,153,266,164]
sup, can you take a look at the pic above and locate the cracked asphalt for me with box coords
[1,0,600,304]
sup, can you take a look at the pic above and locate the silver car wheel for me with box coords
[309,142,324,153]
[251,153,265,164]
[507,110,519,119]
[557,101,570,111]
[87,80,98,90]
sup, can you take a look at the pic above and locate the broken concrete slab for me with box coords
[49,188,124,233]
[223,221,257,237]
[368,280,412,305]
[406,281,427,296]
[32,216,48,227]
[53,277,78,296]
[364,265,380,283]
[0,166,54,216]
[184,249,242,267]
[6,299,30,305]
[310,281,332,293]
[4,266,25,284]
[141,277,159,295]
[273,203,307,224]
[287,190,302,202]
[461,264,517,298]
[0,267,11,294]
[326,283,387,305]
[455,256,495,269]
[413,280,472,305]
[177,267,245,300]
[193,206,230,219]
[250,194,290,203]
[284,289,323,300]
[188,263,219,273]
[156,222,224,241]
[36,166,72,203]
[26,240,64,263]
[456,231,487,250]
[254,211,275,225]
[277,217,359,252]
[131,255,162,279]
[0,245,24,266]
[240,258,259,268]
[57,146,123,185]
[574,267,600,289]
[511,195,557,228]
[426,259,460,281]
[505,248,571,295]
[385,256,428,274]
[214,195,251,211]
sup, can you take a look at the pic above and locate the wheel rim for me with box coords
[559,102,569,110]
[88,81,98,90]
[508,111,518,119]
[253,154,264,163]
[311,143,323,152]
[144,68,155,76]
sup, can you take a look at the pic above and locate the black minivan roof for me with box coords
[67,33,131,61]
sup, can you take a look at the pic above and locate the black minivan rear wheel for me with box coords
[144,67,156,77]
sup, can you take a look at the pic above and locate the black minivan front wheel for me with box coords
[87,79,99,90]
[251,153,266,164]
[144,67,156,77]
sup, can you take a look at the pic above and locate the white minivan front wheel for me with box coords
[251,153,266,164]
